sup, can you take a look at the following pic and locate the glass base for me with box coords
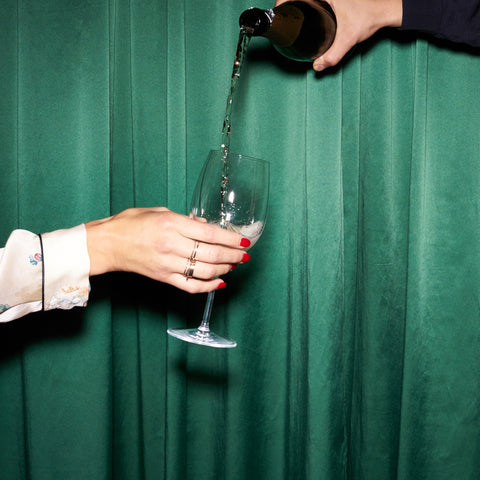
[167,327,237,348]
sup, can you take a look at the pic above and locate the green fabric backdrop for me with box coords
[1,0,480,479]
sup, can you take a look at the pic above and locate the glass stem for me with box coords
[198,291,216,333]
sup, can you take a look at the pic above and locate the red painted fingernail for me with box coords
[231,264,238,270]
[217,282,227,290]
[242,253,251,263]
[240,238,251,248]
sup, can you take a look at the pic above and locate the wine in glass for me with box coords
[167,149,269,348]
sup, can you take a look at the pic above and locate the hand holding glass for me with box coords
[167,150,269,348]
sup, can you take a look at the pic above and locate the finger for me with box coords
[169,274,228,294]
[194,240,250,265]
[174,237,249,266]
[181,217,251,249]
[175,255,238,280]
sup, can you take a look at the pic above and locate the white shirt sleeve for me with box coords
[0,224,91,322]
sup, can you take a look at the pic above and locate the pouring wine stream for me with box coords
[167,27,268,348]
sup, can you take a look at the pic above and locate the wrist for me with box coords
[85,217,116,276]
[377,0,403,28]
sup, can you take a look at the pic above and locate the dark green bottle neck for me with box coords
[239,8,274,36]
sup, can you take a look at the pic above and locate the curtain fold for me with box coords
[1,1,480,479]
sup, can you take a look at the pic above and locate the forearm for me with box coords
[0,230,43,321]
[0,226,90,322]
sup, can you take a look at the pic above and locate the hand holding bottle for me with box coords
[274,0,403,71]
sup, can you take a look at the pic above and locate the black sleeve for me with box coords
[400,0,480,47]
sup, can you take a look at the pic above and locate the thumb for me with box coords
[313,37,352,71]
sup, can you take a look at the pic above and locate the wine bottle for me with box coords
[239,0,336,62]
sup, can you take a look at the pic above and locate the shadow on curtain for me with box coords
[1,0,480,479]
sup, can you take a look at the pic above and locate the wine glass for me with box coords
[167,149,269,348]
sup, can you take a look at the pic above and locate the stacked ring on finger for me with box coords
[190,240,199,262]
[183,258,196,279]
[183,240,200,280]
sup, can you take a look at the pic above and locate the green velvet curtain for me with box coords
[1,0,480,479]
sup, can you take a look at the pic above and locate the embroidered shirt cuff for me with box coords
[41,224,91,311]
[0,230,43,322]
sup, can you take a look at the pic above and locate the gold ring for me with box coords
[183,257,196,280]
[190,240,200,261]
[183,240,200,280]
